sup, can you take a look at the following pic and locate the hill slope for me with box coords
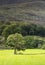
[0,1,45,25]
[0,0,45,5]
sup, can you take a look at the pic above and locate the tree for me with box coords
[42,43,45,49]
[24,36,44,49]
[2,24,21,39]
[0,36,5,44]
[7,33,25,54]
[24,36,34,48]
[0,24,6,35]
[0,36,5,49]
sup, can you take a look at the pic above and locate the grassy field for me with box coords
[0,49,45,65]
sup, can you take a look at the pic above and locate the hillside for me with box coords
[0,0,45,5]
[0,1,45,25]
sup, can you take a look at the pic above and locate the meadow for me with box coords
[0,49,45,65]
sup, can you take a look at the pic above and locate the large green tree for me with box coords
[7,33,25,54]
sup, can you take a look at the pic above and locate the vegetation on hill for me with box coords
[0,0,45,5]
[0,1,45,25]
[0,22,45,50]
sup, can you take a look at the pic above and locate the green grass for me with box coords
[0,49,45,65]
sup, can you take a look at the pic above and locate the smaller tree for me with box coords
[41,41,45,49]
[0,36,5,44]
[7,33,25,54]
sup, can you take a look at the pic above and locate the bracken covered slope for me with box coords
[0,0,45,25]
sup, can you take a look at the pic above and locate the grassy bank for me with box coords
[0,49,45,65]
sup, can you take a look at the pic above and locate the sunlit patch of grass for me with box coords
[0,49,45,65]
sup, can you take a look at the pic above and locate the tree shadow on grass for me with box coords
[15,52,45,55]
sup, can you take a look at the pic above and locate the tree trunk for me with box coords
[14,48,17,54]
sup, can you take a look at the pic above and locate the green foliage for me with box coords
[7,33,25,54]
[0,36,5,44]
[0,22,45,49]
[42,43,45,49]
[0,24,6,35]
[24,36,44,49]
[2,24,21,38]
[0,22,45,37]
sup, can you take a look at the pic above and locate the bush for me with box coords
[42,44,45,49]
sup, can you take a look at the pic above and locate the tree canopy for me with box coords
[7,33,25,54]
